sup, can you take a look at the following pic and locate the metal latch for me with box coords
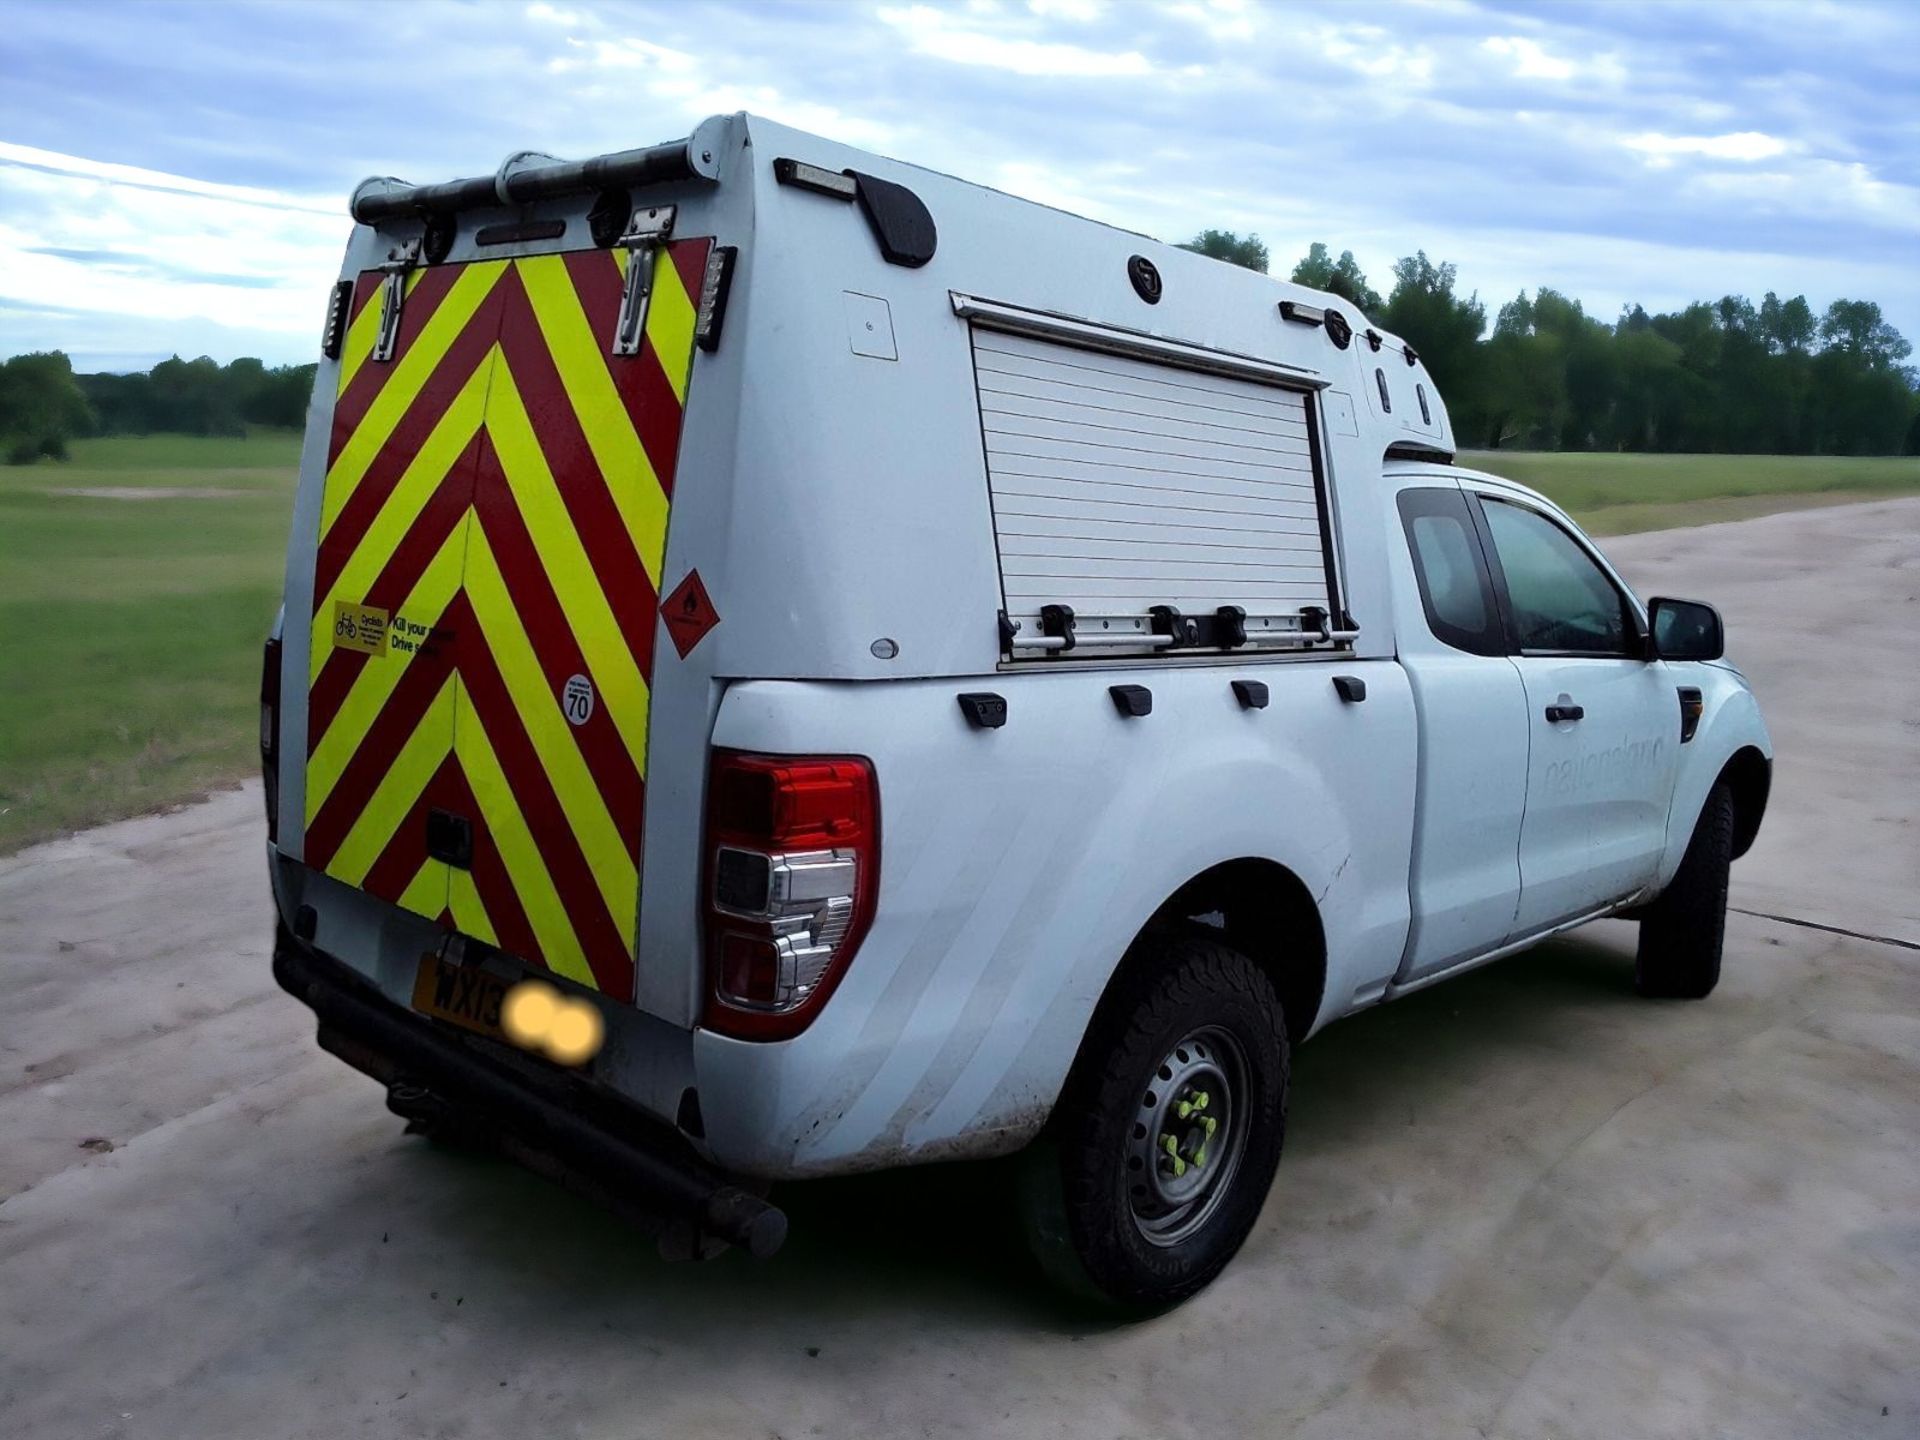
[372,237,422,364]
[611,204,676,357]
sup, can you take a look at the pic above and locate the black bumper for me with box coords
[272,926,786,1258]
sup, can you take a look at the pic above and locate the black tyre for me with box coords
[1020,926,1289,1312]
[1635,782,1734,999]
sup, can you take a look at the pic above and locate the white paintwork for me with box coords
[1461,486,1682,932]
[693,663,1415,1173]
[1506,653,1681,929]
[270,114,1774,1182]
[1386,487,1530,980]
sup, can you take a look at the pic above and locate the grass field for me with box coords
[1,434,1917,853]
[0,433,297,853]
[1461,450,1920,534]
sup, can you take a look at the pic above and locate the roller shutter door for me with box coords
[970,327,1340,656]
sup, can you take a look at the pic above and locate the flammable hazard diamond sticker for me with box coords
[661,568,721,659]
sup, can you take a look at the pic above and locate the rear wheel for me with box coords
[1021,928,1288,1312]
[1636,782,1734,999]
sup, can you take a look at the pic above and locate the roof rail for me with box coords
[349,115,727,225]
[1384,441,1454,464]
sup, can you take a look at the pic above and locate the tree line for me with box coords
[5,242,1918,463]
[0,352,316,464]
[1181,232,1920,455]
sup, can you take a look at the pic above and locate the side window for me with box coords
[1478,498,1634,655]
[1396,488,1504,656]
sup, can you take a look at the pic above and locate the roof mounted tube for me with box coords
[349,115,727,225]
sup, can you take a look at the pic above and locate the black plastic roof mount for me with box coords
[1128,254,1163,304]
[847,171,936,268]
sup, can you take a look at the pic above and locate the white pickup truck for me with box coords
[265,114,1773,1309]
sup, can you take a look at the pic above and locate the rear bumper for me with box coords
[271,923,786,1258]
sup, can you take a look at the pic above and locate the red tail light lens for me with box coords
[260,633,282,844]
[703,751,878,1041]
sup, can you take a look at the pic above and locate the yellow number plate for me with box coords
[412,954,508,1041]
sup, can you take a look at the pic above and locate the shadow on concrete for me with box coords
[358,927,1644,1332]
[1288,928,1642,1158]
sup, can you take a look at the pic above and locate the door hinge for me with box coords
[612,204,676,357]
[373,237,423,364]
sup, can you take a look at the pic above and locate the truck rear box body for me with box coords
[300,242,710,1004]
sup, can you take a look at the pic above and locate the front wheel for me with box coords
[1020,928,1289,1312]
[1636,782,1734,999]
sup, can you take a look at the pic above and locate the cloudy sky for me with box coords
[2,0,1915,372]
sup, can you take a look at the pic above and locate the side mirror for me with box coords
[1648,597,1724,661]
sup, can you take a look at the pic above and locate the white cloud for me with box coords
[0,140,336,216]
[1314,24,1435,85]
[877,4,1152,76]
[1027,0,1104,20]
[1164,0,1258,42]
[525,1,588,26]
[1623,130,1793,163]
[546,34,698,75]
[1680,156,1920,230]
[3,0,1918,365]
[1482,35,1577,82]
[0,144,343,366]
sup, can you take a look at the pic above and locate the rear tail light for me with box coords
[260,633,282,844]
[703,751,878,1041]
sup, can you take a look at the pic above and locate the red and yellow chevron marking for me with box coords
[303,240,710,1001]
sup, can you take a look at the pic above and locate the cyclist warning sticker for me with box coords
[331,601,390,655]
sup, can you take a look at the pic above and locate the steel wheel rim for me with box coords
[1124,1025,1251,1248]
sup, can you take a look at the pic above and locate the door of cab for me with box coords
[1470,492,1680,936]
[1392,485,1531,983]
[301,238,710,1003]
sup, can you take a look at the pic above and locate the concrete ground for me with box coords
[2,499,1916,1439]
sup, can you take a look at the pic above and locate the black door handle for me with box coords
[1545,703,1585,723]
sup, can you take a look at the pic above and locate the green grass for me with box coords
[0,432,299,852]
[2,434,1916,854]
[1459,451,1920,534]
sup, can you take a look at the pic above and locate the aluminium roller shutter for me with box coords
[969,327,1339,655]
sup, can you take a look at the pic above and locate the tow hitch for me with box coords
[272,926,786,1261]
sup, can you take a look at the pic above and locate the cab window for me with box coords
[1478,498,1634,656]
[1397,488,1504,656]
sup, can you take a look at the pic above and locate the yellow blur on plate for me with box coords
[501,978,560,1047]
[544,998,605,1066]
[500,978,604,1066]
